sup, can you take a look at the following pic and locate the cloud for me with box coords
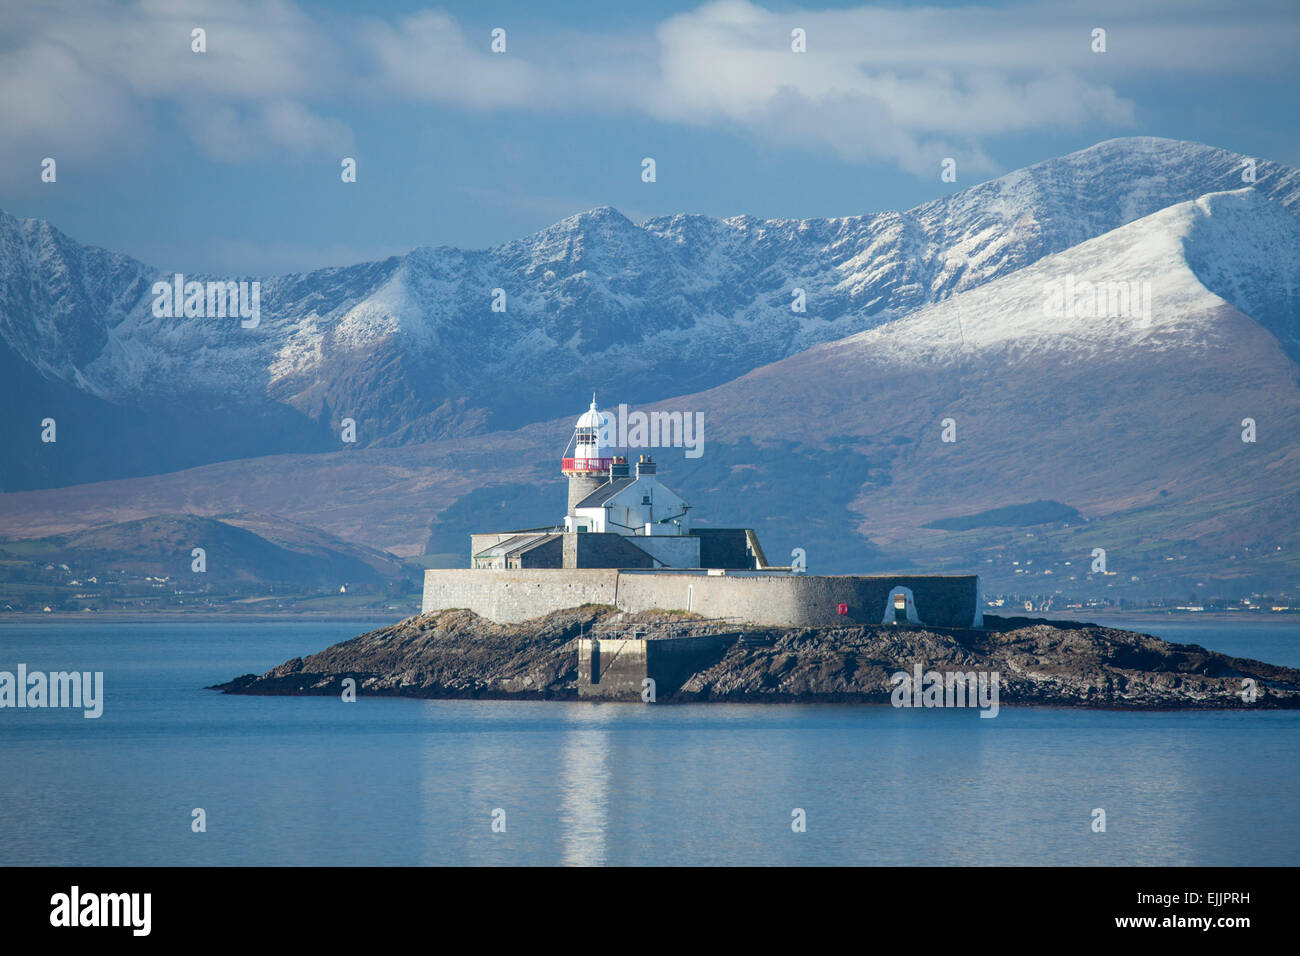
[360,11,545,110]
[0,41,142,180]
[35,0,335,100]
[0,0,349,174]
[642,0,1139,172]
[354,0,1142,172]
[179,98,353,162]
[0,0,1294,182]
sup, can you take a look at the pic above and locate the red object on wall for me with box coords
[837,603,848,615]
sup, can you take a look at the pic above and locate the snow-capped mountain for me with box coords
[2,136,1296,491]
[818,186,1300,367]
[4,180,1298,599]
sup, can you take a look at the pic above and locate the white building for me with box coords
[567,456,691,537]
[470,397,767,571]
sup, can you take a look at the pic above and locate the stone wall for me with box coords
[578,634,736,700]
[614,571,980,627]
[578,637,646,700]
[563,533,655,569]
[515,535,561,568]
[421,569,620,621]
[423,568,981,627]
[627,534,700,569]
[694,528,755,569]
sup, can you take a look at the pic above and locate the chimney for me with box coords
[636,455,656,477]
[610,456,630,478]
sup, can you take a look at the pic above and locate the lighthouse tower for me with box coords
[562,398,616,515]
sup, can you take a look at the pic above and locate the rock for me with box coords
[208,609,1300,709]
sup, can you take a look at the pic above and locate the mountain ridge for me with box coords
[3,136,1297,490]
[3,178,1298,600]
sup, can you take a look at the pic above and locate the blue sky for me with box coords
[2,0,1297,274]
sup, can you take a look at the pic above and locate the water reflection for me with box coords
[558,704,618,866]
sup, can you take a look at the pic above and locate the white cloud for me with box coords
[360,11,545,110]
[0,0,1293,182]
[641,0,1140,172]
[47,0,334,100]
[0,0,348,175]
[179,99,353,162]
[0,41,142,179]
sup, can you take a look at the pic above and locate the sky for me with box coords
[1,0,1297,275]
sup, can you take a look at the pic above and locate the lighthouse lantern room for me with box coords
[562,397,624,515]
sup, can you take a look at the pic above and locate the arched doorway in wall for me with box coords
[882,586,922,625]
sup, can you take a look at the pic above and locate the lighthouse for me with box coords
[562,397,621,515]
[424,393,985,637]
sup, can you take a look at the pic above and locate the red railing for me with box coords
[562,456,614,472]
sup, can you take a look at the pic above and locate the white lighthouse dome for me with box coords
[575,399,608,431]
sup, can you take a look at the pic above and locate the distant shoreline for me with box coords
[1039,609,1298,625]
[0,610,410,624]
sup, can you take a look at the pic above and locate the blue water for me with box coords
[0,617,1297,866]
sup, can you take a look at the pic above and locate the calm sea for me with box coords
[0,616,1297,866]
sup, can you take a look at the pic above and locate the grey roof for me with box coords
[574,477,636,509]
[508,534,560,557]
[474,532,557,559]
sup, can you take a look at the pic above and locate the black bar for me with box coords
[1,866,1281,942]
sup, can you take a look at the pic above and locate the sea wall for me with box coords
[616,571,979,626]
[578,634,735,700]
[423,569,981,628]
[420,569,620,622]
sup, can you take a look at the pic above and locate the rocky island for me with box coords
[211,606,1300,709]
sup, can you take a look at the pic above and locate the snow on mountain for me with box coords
[1,136,1297,491]
[643,185,1300,587]
[816,187,1300,368]
[6,180,1299,598]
